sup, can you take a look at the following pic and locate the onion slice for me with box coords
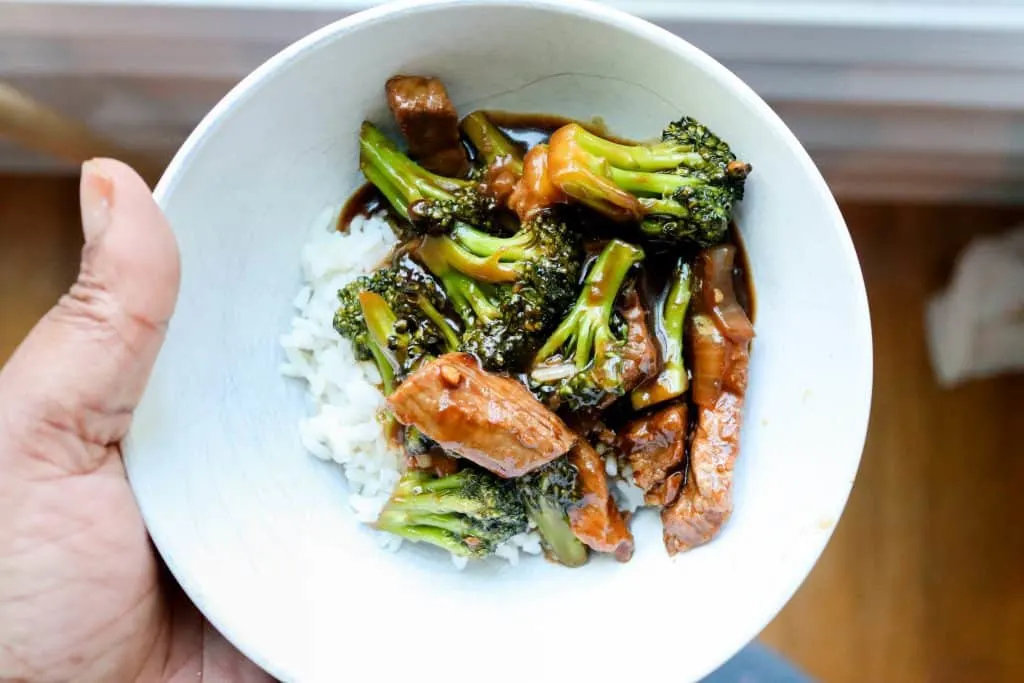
[690,314,727,408]
[699,245,755,343]
[530,362,578,383]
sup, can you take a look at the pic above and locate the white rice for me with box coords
[614,466,647,514]
[280,205,543,567]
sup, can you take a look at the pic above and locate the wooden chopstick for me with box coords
[0,82,164,183]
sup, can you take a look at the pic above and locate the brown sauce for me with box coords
[340,109,755,336]
[483,110,637,154]
[731,227,756,321]
[337,182,388,233]
[601,226,753,431]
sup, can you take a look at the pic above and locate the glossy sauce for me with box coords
[338,110,755,332]
[484,110,638,149]
[337,182,388,233]
[731,228,755,321]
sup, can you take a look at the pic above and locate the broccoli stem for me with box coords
[449,222,533,262]
[606,166,703,197]
[534,239,645,367]
[638,197,693,218]
[631,260,693,410]
[450,273,501,324]
[418,233,519,283]
[360,158,410,219]
[375,514,476,557]
[359,121,471,219]
[357,291,403,394]
[571,123,702,171]
[529,498,588,567]
[415,294,461,352]
[390,468,432,494]
[461,111,524,176]
[384,490,484,518]
[381,509,475,536]
[416,238,502,324]
[416,473,464,493]
[388,471,508,527]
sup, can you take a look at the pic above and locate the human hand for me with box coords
[0,160,273,682]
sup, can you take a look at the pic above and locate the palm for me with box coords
[0,441,169,678]
[0,159,269,683]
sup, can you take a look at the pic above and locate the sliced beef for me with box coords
[619,403,688,506]
[651,472,684,510]
[386,353,576,478]
[661,338,750,555]
[568,440,634,562]
[385,75,469,177]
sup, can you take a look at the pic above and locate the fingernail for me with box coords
[81,160,114,243]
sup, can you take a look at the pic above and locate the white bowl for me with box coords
[127,1,872,681]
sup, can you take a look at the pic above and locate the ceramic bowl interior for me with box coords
[127,1,872,681]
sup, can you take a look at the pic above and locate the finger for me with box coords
[0,158,180,474]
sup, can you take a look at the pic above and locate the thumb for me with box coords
[0,158,180,473]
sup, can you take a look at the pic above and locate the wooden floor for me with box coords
[759,203,1024,683]
[1,176,1023,682]
[0,176,81,358]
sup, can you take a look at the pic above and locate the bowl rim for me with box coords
[146,0,873,680]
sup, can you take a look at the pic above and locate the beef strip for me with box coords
[661,338,750,554]
[568,440,634,562]
[385,75,469,177]
[386,353,577,478]
[619,403,688,506]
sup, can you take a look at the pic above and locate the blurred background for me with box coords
[1,1,1022,681]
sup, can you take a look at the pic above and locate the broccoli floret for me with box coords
[516,457,587,567]
[359,121,496,234]
[402,425,436,458]
[415,237,517,368]
[532,240,643,411]
[630,259,693,410]
[546,120,750,247]
[447,211,582,322]
[661,117,751,191]
[333,264,460,392]
[461,110,524,180]
[376,468,528,558]
[415,212,582,370]
[529,239,645,411]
